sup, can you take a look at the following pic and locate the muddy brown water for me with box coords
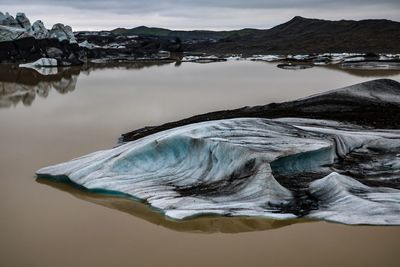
[0,61,399,267]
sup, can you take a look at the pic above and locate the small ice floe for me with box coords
[19,58,58,75]
[291,54,310,60]
[102,43,127,49]
[181,55,200,62]
[78,40,97,49]
[182,55,227,63]
[225,55,243,61]
[277,63,313,70]
[249,55,285,62]
[157,50,171,59]
[342,56,367,62]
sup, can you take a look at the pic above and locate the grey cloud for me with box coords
[0,0,399,30]
[2,0,400,12]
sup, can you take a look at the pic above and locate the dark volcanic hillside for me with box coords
[186,16,400,55]
[114,16,400,55]
[112,26,261,41]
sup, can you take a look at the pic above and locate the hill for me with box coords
[113,16,400,54]
[111,25,262,40]
[187,16,400,54]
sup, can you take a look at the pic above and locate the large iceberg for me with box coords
[28,20,48,39]
[0,12,76,43]
[49,23,77,43]
[37,79,400,225]
[15,12,31,29]
[0,12,20,27]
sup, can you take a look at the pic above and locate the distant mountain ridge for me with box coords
[113,16,400,54]
[112,25,261,40]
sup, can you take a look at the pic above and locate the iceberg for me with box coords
[37,79,400,225]
[0,24,30,42]
[15,12,31,29]
[49,23,77,43]
[28,20,48,39]
[0,12,77,43]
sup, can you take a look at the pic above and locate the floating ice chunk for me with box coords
[20,58,58,75]
[20,58,58,68]
[249,55,284,62]
[79,40,96,49]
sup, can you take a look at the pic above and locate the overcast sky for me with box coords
[1,0,399,31]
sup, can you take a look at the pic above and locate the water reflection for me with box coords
[37,177,307,233]
[1,61,400,109]
[324,64,400,77]
[82,60,177,75]
[0,61,174,108]
[0,65,79,108]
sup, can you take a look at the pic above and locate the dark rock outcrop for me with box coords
[0,37,84,65]
[121,79,400,142]
[75,31,182,58]
[112,17,400,55]
[0,12,83,65]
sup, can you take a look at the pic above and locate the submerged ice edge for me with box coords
[36,175,311,233]
[37,117,400,225]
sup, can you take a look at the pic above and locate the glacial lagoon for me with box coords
[1,60,400,267]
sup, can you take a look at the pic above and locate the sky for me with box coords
[1,0,399,31]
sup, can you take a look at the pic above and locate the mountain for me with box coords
[111,25,262,40]
[113,16,400,54]
[188,16,400,54]
[112,26,171,37]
